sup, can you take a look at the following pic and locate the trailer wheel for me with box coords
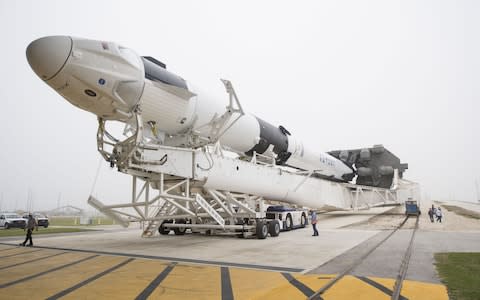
[4,223,9,229]
[300,213,307,228]
[285,214,293,231]
[256,221,268,239]
[159,220,172,235]
[268,220,280,237]
[173,219,187,235]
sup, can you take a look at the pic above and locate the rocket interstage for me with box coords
[26,35,355,182]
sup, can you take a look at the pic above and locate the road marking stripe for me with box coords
[282,273,316,298]
[0,249,42,258]
[0,251,68,270]
[0,254,98,288]
[46,258,135,300]
[135,262,177,300]
[0,242,302,273]
[221,267,234,300]
[356,276,408,300]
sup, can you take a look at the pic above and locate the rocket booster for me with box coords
[26,36,354,181]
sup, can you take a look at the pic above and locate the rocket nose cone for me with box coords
[26,36,72,81]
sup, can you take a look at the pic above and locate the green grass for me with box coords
[0,227,93,237]
[435,252,480,300]
[50,216,116,226]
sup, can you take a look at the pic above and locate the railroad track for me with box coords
[308,214,420,300]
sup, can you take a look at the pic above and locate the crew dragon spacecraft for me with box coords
[26,36,408,212]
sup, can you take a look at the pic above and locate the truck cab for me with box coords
[265,206,308,231]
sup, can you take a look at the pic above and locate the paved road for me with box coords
[309,229,480,283]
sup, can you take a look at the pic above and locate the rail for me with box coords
[308,214,419,300]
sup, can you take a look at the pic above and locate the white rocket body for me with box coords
[26,36,354,182]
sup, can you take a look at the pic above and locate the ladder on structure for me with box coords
[141,200,174,237]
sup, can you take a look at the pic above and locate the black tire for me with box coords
[268,220,280,237]
[44,225,48,228]
[173,219,187,235]
[300,213,307,228]
[159,220,172,235]
[4,223,9,229]
[256,220,268,239]
[285,214,293,231]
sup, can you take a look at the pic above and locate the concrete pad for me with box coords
[317,206,395,229]
[15,227,380,272]
[0,208,394,272]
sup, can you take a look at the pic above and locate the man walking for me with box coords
[428,207,434,222]
[311,210,319,236]
[21,213,37,247]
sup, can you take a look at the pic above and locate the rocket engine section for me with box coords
[329,144,408,188]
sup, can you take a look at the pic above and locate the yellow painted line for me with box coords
[229,268,300,299]
[0,249,60,268]
[1,255,125,299]
[62,259,170,300]
[0,245,17,251]
[149,263,221,299]
[367,276,449,300]
[0,248,42,259]
[291,274,336,293]
[0,245,450,300]
[321,276,391,300]
[0,252,91,285]
[401,279,449,300]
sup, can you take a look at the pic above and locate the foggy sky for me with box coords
[0,0,479,211]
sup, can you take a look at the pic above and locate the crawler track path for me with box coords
[308,215,419,300]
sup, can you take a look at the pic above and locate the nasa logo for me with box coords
[98,78,106,85]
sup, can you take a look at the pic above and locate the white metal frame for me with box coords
[90,81,405,238]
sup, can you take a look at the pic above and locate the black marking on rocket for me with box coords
[142,56,187,89]
[245,117,291,165]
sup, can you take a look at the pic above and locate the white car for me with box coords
[23,213,49,228]
[0,213,27,229]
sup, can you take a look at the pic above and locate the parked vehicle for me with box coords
[405,199,421,216]
[0,213,27,229]
[23,213,49,228]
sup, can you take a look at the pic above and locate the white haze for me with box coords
[0,0,479,211]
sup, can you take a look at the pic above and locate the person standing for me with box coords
[436,207,443,223]
[428,208,434,222]
[21,214,37,247]
[311,210,319,236]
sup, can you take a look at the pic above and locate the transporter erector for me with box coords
[26,36,412,238]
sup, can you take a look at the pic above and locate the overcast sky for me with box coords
[0,0,479,211]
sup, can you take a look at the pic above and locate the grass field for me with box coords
[435,252,480,300]
[0,227,94,237]
[49,216,116,226]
